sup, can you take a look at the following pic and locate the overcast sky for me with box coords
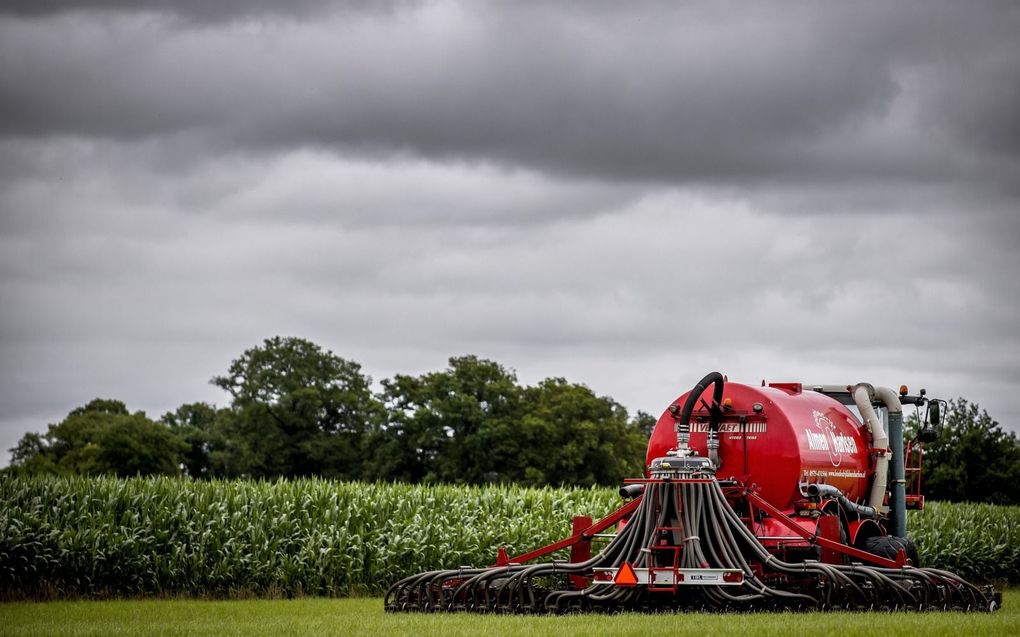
[2,0,1019,464]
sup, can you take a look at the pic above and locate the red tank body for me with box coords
[646,381,873,513]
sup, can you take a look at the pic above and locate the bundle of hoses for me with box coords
[384,479,999,613]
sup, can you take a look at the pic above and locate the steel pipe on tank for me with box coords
[874,386,906,538]
[853,383,890,513]
[806,483,878,518]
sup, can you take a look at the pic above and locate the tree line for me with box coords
[6,336,1020,503]
[907,398,1020,505]
[6,337,653,487]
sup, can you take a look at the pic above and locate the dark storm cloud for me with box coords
[1,1,1017,192]
[0,0,401,23]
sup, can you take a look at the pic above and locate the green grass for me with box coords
[2,592,1018,637]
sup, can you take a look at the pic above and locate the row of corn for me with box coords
[1,476,1016,598]
[908,500,1019,585]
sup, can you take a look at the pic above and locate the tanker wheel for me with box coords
[862,535,920,566]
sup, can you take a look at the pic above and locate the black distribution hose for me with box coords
[386,475,999,613]
[687,482,763,605]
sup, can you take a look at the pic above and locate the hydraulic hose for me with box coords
[675,372,725,454]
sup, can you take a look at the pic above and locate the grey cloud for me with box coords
[1,1,1017,193]
[0,0,408,23]
[0,139,643,238]
[6,161,1012,357]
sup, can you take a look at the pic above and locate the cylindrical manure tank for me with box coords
[646,381,873,513]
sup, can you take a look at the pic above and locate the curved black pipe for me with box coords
[619,484,645,499]
[677,371,725,434]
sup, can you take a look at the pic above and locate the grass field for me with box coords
[2,592,1018,637]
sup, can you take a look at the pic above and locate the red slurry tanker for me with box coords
[387,372,1001,613]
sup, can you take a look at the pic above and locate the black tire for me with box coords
[862,535,920,566]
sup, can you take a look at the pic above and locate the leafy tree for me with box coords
[374,359,647,487]
[631,410,659,439]
[6,399,187,476]
[909,398,1020,504]
[516,378,647,486]
[374,355,524,483]
[8,432,57,474]
[160,402,228,478]
[211,336,383,479]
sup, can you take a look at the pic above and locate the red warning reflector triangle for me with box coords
[495,547,510,566]
[614,561,639,587]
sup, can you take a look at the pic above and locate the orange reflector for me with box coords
[614,562,639,587]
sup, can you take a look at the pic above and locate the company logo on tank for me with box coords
[805,410,859,467]
[689,422,767,433]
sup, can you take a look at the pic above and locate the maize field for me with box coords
[909,501,1020,585]
[1,475,1017,599]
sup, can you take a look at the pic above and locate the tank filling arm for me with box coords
[853,383,889,513]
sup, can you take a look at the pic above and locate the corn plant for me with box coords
[1,475,1016,599]
[0,476,619,598]
[908,501,1020,584]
